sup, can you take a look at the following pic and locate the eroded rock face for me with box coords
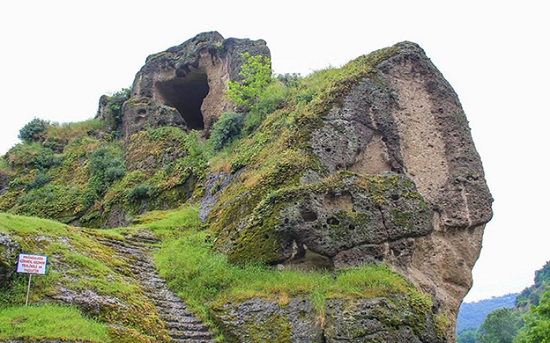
[312,43,492,338]
[120,31,270,138]
[211,295,444,343]
[209,41,492,342]
[0,233,20,288]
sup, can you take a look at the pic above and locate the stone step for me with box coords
[165,321,210,331]
[125,237,161,246]
[170,339,215,343]
[96,229,216,342]
[169,330,213,339]
[165,316,204,324]
[157,308,195,318]
[155,300,187,309]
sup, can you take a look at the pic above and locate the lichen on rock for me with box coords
[0,232,20,289]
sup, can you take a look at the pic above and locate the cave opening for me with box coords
[155,69,209,130]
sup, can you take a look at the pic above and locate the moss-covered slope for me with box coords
[0,33,492,342]
[0,213,170,342]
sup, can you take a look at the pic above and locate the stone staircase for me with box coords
[98,231,216,343]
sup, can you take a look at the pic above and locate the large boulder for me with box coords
[208,41,492,342]
[211,295,444,343]
[115,31,270,138]
[308,42,493,334]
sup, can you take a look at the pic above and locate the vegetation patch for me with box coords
[0,304,111,342]
[147,205,433,337]
[0,213,167,341]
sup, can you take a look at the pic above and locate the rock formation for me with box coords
[0,32,492,342]
[98,31,270,138]
[204,41,492,341]
[0,232,20,289]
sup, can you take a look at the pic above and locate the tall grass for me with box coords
[0,304,111,342]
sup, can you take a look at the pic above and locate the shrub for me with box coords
[83,145,125,207]
[243,80,290,133]
[101,88,131,132]
[276,73,301,88]
[127,184,156,203]
[5,143,59,170]
[26,172,52,190]
[18,118,48,143]
[209,112,244,152]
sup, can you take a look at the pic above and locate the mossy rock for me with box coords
[222,172,432,267]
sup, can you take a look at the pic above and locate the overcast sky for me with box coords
[1,0,548,302]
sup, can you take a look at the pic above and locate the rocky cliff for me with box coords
[0,32,492,342]
[201,38,492,341]
[97,31,270,138]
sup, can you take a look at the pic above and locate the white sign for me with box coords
[16,253,48,275]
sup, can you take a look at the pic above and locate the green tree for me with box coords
[456,328,478,343]
[516,290,550,343]
[226,52,272,113]
[516,261,550,308]
[477,308,520,343]
[18,118,48,143]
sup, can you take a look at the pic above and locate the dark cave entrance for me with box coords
[155,69,209,130]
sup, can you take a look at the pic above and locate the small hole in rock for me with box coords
[327,217,340,225]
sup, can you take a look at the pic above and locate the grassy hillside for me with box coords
[1,207,439,342]
[0,44,400,231]
[0,213,169,342]
[0,119,206,228]
[0,305,110,343]
[0,43,451,341]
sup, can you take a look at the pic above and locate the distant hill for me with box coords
[457,261,550,342]
[456,293,518,333]
[515,260,550,308]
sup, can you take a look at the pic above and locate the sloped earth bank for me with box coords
[96,231,216,343]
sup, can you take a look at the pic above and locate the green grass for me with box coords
[0,304,111,342]
[0,213,67,236]
[150,205,426,323]
[131,204,204,239]
[0,213,168,341]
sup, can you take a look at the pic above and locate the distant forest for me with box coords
[457,293,517,333]
[457,261,550,343]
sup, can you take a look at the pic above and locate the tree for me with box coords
[456,328,477,343]
[477,308,520,343]
[516,290,550,343]
[226,52,272,113]
[18,118,48,143]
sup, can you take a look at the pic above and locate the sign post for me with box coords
[16,253,48,306]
